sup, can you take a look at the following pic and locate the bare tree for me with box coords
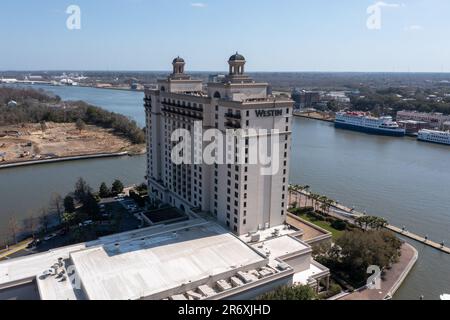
[23,213,38,240]
[40,121,47,133]
[39,208,51,234]
[8,216,20,244]
[50,193,63,223]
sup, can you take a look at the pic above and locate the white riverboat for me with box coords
[418,129,450,146]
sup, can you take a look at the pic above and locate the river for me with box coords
[0,84,449,300]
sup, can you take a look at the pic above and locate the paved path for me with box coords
[0,239,33,260]
[339,243,418,300]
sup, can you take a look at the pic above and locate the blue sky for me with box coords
[0,0,449,72]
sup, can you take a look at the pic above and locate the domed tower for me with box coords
[172,56,185,75]
[228,52,246,76]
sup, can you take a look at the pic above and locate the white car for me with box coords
[44,234,57,241]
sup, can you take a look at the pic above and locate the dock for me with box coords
[290,188,450,255]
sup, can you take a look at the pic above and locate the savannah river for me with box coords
[0,84,449,300]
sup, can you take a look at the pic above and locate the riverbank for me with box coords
[293,111,335,122]
[0,122,145,167]
[338,243,418,300]
[0,151,137,170]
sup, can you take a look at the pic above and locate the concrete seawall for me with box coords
[0,152,130,170]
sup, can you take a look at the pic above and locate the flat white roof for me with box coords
[252,235,310,259]
[293,263,326,285]
[70,222,267,300]
[0,244,86,288]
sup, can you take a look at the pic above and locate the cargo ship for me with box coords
[335,112,406,136]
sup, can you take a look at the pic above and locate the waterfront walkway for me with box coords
[290,189,450,255]
[338,243,418,300]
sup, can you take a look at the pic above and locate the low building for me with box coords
[398,120,430,135]
[396,111,450,130]
[291,90,320,109]
[0,218,329,300]
[7,100,17,108]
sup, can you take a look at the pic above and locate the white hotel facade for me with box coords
[144,54,293,235]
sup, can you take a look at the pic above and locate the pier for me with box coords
[289,188,450,255]
[386,225,450,254]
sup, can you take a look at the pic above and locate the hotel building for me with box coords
[144,53,293,236]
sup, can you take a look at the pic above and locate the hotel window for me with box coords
[246,111,249,117]
[243,219,247,225]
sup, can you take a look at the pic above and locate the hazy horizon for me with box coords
[1,0,450,72]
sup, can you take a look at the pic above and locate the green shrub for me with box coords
[331,220,347,231]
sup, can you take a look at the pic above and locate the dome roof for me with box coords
[172,56,185,64]
[229,52,246,62]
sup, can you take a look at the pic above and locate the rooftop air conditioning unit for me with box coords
[251,233,261,243]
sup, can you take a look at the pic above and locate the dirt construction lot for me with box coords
[0,122,144,163]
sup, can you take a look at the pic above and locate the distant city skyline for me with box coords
[1,0,450,72]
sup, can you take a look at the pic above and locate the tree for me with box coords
[39,208,51,234]
[64,195,76,213]
[76,118,86,133]
[61,212,77,231]
[23,213,38,239]
[84,192,100,217]
[355,216,388,231]
[8,216,20,244]
[317,230,402,285]
[40,121,47,133]
[111,179,124,196]
[74,177,91,203]
[50,193,63,223]
[258,285,318,300]
[99,182,111,198]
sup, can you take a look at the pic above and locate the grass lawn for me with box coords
[298,213,344,240]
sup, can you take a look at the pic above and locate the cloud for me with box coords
[404,25,424,31]
[190,2,206,8]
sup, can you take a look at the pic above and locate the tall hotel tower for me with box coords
[144,54,293,235]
